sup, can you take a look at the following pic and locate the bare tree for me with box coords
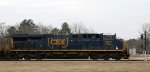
[70,23,95,34]
[84,27,95,33]
[141,24,150,39]
[38,23,53,34]
[0,22,6,37]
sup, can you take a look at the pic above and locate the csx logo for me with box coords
[48,39,66,45]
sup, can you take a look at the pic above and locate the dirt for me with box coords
[0,60,150,72]
[0,55,150,72]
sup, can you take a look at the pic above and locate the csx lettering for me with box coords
[49,39,65,45]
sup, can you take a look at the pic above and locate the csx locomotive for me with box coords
[0,33,129,60]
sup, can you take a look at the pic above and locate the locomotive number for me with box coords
[48,39,66,45]
[105,41,112,45]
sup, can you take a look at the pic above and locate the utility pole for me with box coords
[144,30,147,61]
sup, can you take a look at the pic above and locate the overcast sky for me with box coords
[0,0,150,40]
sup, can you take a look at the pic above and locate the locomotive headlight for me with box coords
[116,46,118,49]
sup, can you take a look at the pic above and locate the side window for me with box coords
[107,36,112,40]
[103,35,114,40]
[87,34,92,38]
[82,34,92,38]
[96,34,100,38]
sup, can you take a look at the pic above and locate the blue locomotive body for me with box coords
[12,34,122,50]
[2,33,129,60]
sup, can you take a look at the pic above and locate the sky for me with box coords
[0,0,150,40]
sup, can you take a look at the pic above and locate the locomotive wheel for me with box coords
[25,58,31,61]
[104,58,109,61]
[11,55,19,61]
[93,58,98,61]
[36,58,42,61]
[115,58,121,61]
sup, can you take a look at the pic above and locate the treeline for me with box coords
[0,19,94,37]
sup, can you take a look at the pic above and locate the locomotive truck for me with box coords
[0,33,129,60]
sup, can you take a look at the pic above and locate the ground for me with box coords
[0,55,150,72]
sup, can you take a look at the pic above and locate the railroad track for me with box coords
[0,59,148,62]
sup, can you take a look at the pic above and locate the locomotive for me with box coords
[0,33,129,60]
